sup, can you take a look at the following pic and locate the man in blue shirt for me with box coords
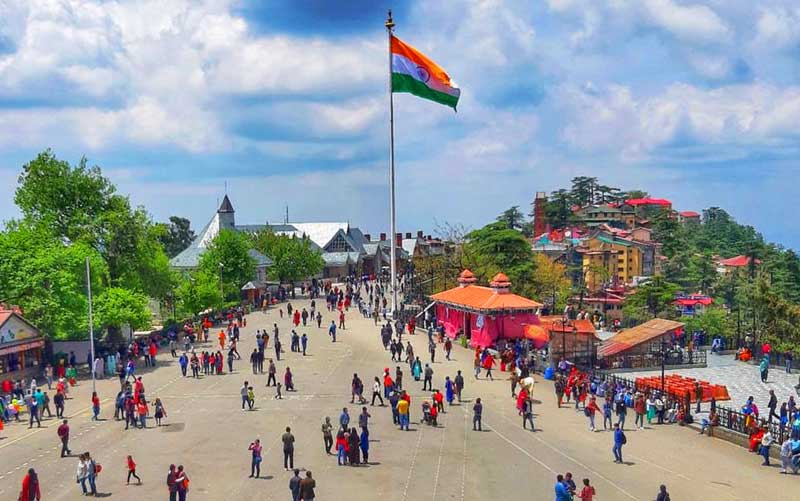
[329,321,337,342]
[554,474,571,501]
[613,422,625,463]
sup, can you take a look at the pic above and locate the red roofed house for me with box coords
[678,211,701,223]
[0,307,45,376]
[675,295,713,316]
[718,255,761,269]
[625,198,672,208]
[431,270,543,348]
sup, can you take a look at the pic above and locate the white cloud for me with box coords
[642,0,731,44]
[559,82,800,159]
[752,6,800,50]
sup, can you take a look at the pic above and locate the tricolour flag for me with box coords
[391,36,460,110]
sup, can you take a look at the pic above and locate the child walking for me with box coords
[275,383,283,400]
[126,455,141,485]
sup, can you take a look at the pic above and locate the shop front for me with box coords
[0,310,45,376]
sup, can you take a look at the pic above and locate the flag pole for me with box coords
[386,10,399,317]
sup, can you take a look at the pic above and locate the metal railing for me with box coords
[715,404,793,445]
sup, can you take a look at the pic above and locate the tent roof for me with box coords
[598,318,684,357]
[431,284,542,312]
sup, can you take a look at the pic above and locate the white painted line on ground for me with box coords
[495,413,640,501]
[431,412,448,501]
[401,423,424,501]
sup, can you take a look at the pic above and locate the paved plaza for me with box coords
[627,352,800,413]
[1,298,798,500]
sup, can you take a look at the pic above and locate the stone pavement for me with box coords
[1,298,798,500]
[626,352,799,413]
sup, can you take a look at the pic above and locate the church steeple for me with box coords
[218,194,235,214]
[217,195,235,230]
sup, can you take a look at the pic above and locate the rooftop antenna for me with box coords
[285,204,289,224]
[224,180,228,194]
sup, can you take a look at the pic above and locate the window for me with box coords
[325,233,353,252]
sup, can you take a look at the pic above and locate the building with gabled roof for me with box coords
[431,270,543,348]
[170,195,373,280]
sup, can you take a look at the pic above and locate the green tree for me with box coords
[249,230,324,283]
[14,150,173,299]
[463,222,535,297]
[684,307,731,340]
[175,269,224,316]
[0,223,107,340]
[157,216,196,258]
[530,254,571,310]
[545,189,573,229]
[94,287,151,334]
[199,229,255,301]
[623,276,680,323]
[651,210,683,258]
[496,206,525,230]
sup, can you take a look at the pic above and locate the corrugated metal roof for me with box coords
[170,212,221,268]
[288,222,349,249]
[598,318,684,357]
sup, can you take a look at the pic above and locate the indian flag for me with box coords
[391,36,460,110]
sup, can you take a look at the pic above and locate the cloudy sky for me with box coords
[0,0,798,249]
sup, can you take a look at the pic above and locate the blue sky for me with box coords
[0,0,799,249]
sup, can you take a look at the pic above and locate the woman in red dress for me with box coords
[293,310,301,327]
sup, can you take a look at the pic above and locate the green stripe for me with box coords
[392,73,459,109]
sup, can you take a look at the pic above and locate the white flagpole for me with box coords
[386,10,399,316]
[85,257,96,394]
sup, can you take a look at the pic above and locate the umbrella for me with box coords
[523,324,549,349]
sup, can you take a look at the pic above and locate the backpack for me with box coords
[620,432,627,444]
[584,406,592,417]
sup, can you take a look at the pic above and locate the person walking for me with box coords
[54,390,65,418]
[167,464,178,501]
[85,452,98,496]
[154,398,167,426]
[282,427,295,470]
[91,391,100,421]
[301,333,308,356]
[612,423,626,463]
[126,455,141,485]
[423,364,433,391]
[175,465,188,501]
[473,398,483,431]
[248,439,263,478]
[299,471,316,500]
[58,419,71,457]
[267,360,277,386]
[455,370,465,402]
[321,417,333,454]
[656,485,671,501]
[27,394,41,428]
[397,397,410,431]
[241,381,249,410]
[329,321,337,342]
[76,453,89,496]
[289,469,302,501]
[371,377,384,406]
[19,467,41,501]
[522,397,535,431]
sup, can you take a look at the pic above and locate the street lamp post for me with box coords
[660,338,668,393]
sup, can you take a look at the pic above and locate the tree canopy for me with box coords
[248,230,324,283]
[0,150,174,340]
[463,221,535,297]
[157,216,196,258]
[198,229,256,302]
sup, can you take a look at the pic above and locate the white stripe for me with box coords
[391,54,460,97]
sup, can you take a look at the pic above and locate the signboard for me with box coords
[0,314,41,345]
